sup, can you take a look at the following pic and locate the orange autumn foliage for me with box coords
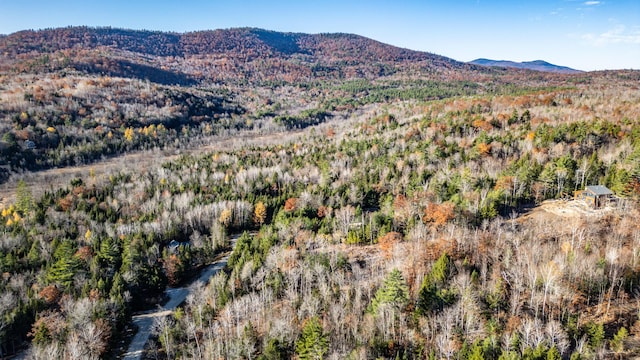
[422,202,455,229]
[477,142,491,156]
[378,231,403,258]
[284,197,298,212]
[471,119,493,131]
[39,285,61,304]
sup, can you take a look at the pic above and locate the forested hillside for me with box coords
[0,27,462,65]
[0,27,639,359]
[0,27,580,180]
[0,27,476,83]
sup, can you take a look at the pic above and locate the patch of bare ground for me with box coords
[517,198,622,223]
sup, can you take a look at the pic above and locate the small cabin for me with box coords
[575,185,614,209]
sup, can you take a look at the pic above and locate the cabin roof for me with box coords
[585,185,613,196]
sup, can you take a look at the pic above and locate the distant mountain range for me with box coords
[469,58,582,74]
[0,27,480,84]
[0,27,585,86]
[0,27,454,64]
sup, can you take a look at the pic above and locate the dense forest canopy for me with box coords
[0,27,460,63]
[0,27,639,359]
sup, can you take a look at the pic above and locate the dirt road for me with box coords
[121,251,232,360]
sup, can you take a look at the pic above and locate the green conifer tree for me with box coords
[370,268,409,314]
[296,317,329,360]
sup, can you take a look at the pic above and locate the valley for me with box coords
[0,27,639,360]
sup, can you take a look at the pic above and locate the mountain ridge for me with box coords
[0,26,461,65]
[1,26,591,87]
[1,26,494,84]
[469,58,582,74]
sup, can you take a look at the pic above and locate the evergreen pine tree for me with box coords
[370,268,409,314]
[296,317,329,360]
[417,253,455,314]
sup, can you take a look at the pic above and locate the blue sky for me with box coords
[0,0,638,71]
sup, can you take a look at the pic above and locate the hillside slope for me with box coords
[0,27,483,84]
[0,27,457,63]
[0,26,540,179]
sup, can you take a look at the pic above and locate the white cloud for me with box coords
[582,25,640,45]
[584,1,600,5]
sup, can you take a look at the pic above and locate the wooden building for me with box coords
[574,185,614,208]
